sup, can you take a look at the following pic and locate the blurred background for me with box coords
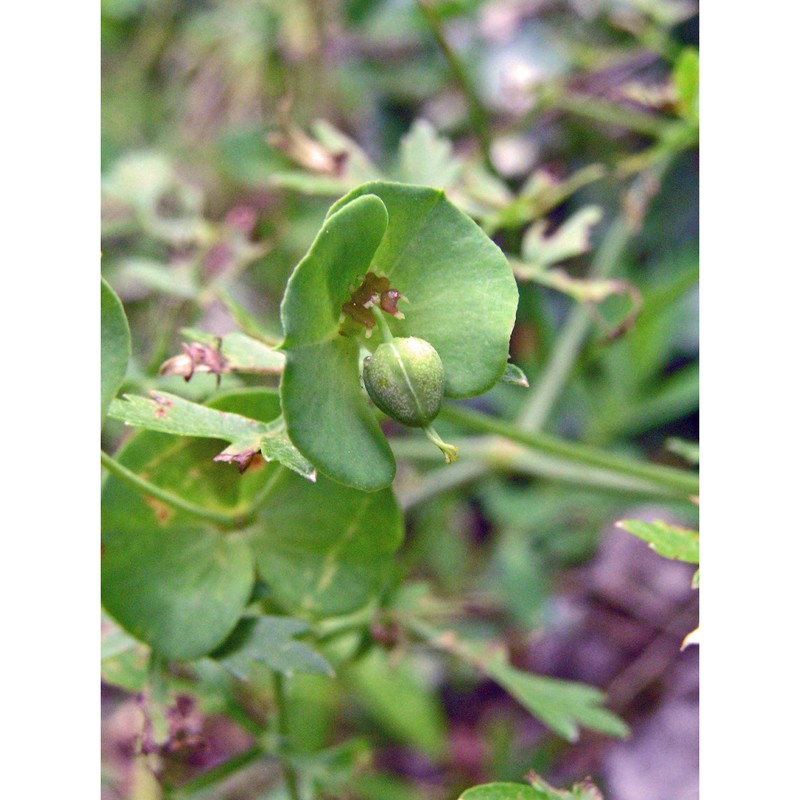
[101,0,699,797]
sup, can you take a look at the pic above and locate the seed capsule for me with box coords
[363,337,445,428]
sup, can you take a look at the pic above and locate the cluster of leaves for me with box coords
[102,1,699,797]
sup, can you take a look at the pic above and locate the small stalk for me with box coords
[423,424,459,464]
[273,673,301,800]
[370,304,395,342]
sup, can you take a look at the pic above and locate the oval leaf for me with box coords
[280,193,395,491]
[248,468,403,617]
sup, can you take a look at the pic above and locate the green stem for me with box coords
[273,673,301,800]
[438,405,698,497]
[423,424,459,464]
[398,459,486,511]
[165,745,266,797]
[370,305,395,343]
[100,450,242,529]
[416,0,493,165]
[538,87,669,138]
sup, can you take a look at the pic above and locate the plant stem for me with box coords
[166,745,266,797]
[416,0,493,165]
[273,673,301,800]
[100,450,242,529]
[439,405,698,497]
[536,86,670,138]
[398,459,487,511]
[370,305,395,342]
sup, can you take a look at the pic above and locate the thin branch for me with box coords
[100,450,243,529]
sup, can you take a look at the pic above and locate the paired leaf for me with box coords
[212,615,333,679]
[102,523,254,661]
[615,519,699,563]
[280,181,518,490]
[101,278,131,422]
[109,390,314,480]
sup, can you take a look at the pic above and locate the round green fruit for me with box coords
[363,337,445,428]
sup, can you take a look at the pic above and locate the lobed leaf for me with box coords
[212,615,334,679]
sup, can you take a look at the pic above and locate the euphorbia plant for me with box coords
[279,181,518,490]
[101,174,698,796]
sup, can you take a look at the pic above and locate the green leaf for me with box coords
[486,655,629,742]
[280,181,518,490]
[521,206,603,268]
[459,785,547,800]
[408,620,627,743]
[460,778,603,800]
[109,391,315,480]
[673,48,699,122]
[666,437,700,465]
[328,182,519,399]
[398,119,462,188]
[280,193,395,491]
[212,615,334,679]
[502,362,530,387]
[615,519,699,564]
[248,467,403,617]
[347,647,447,758]
[102,391,285,659]
[102,523,254,661]
[101,277,131,423]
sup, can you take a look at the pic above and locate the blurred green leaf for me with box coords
[398,119,462,188]
[521,206,603,268]
[502,363,530,387]
[460,777,603,800]
[673,48,699,122]
[666,437,700,465]
[212,615,334,679]
[347,647,447,758]
[101,277,130,423]
[487,656,629,742]
[615,519,699,563]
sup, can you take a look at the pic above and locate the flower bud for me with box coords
[363,337,445,428]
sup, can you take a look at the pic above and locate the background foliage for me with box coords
[101,1,699,798]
